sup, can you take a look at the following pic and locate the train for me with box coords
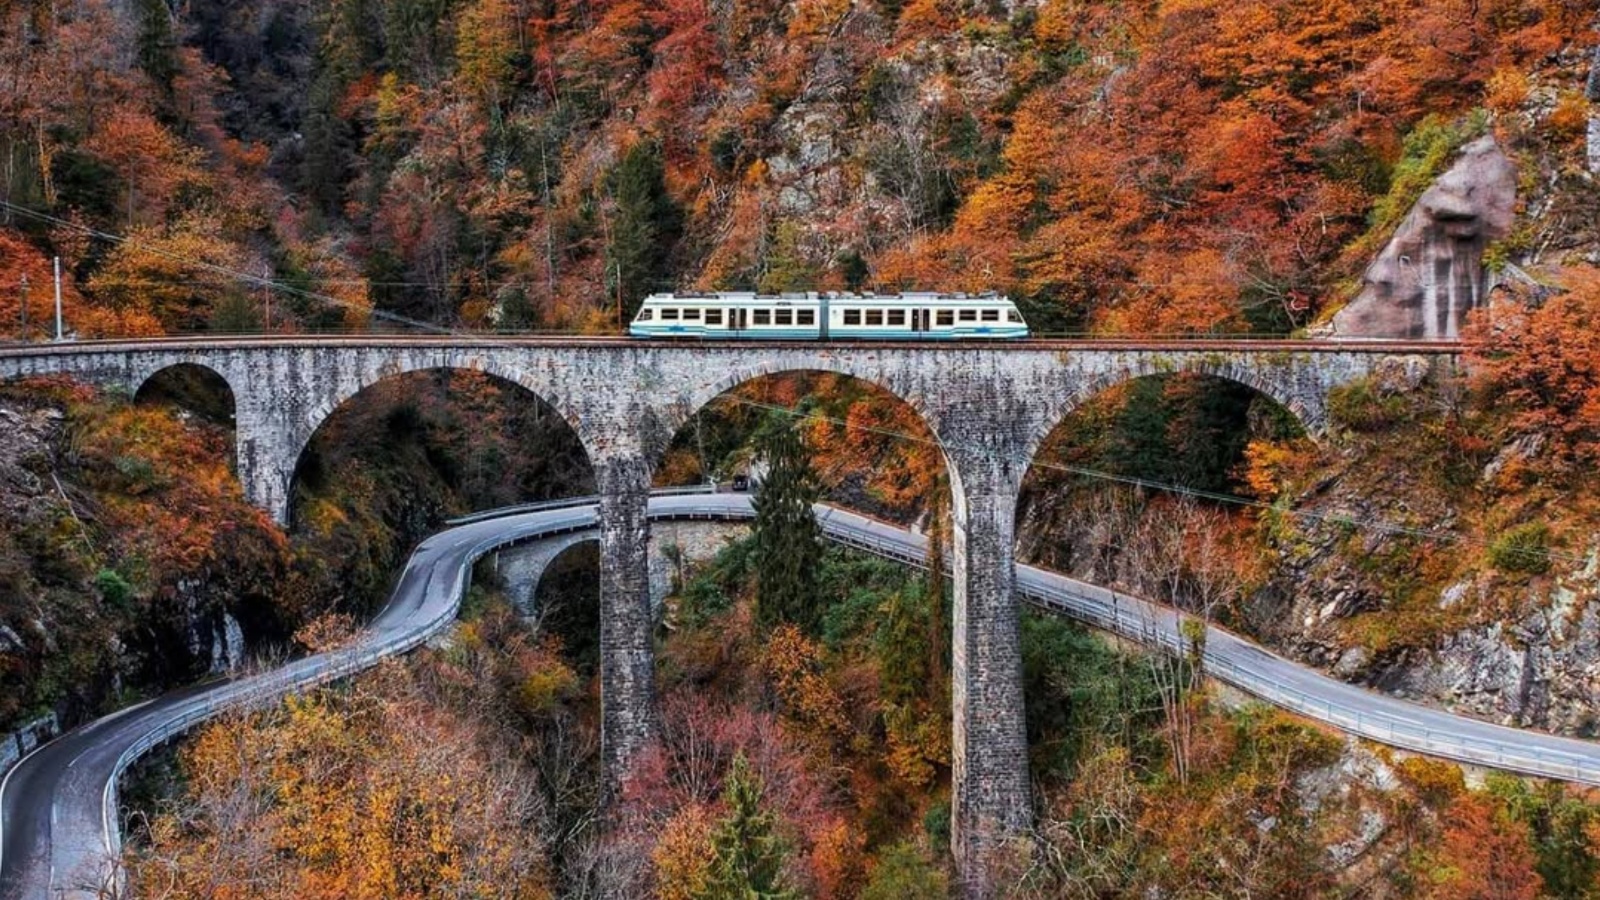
[627,291,1029,340]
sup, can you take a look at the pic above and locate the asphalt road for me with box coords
[4,492,1597,899]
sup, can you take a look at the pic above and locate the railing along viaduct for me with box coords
[0,337,1462,893]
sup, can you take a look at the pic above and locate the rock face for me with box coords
[1253,470,1600,736]
[1588,48,1600,176]
[1333,136,1517,339]
[1373,558,1600,736]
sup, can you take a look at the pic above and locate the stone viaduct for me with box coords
[0,336,1461,891]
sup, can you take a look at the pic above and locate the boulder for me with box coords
[1333,136,1517,339]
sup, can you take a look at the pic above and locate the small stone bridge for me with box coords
[0,336,1463,889]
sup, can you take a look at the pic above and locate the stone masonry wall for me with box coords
[0,339,1453,895]
[492,520,749,618]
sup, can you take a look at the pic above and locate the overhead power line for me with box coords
[721,395,1589,569]
[0,199,456,335]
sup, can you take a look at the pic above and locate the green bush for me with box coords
[95,568,135,611]
[1328,379,1409,432]
[860,842,948,900]
[1358,111,1489,250]
[1489,522,1551,575]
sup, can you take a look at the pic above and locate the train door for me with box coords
[912,309,928,334]
[733,307,747,335]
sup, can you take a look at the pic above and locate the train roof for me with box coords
[641,291,1012,303]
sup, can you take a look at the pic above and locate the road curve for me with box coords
[5,492,1598,898]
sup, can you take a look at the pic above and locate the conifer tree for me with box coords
[607,140,681,323]
[751,419,821,633]
[699,752,795,900]
[136,0,179,96]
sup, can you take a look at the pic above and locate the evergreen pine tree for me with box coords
[751,419,822,633]
[136,0,179,96]
[607,140,681,324]
[837,249,870,292]
[698,752,795,900]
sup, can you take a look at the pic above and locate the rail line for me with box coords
[0,334,1468,356]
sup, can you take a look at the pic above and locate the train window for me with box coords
[775,309,793,326]
[1007,310,1022,322]
[981,309,999,322]
[958,309,977,322]
[936,310,954,326]
[843,310,861,325]
[797,309,815,326]
[638,309,654,321]
[662,308,680,320]
[705,309,724,325]
[887,310,906,326]
[683,308,702,320]
[865,310,884,326]
[753,309,771,325]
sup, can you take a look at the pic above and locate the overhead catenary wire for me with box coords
[0,199,457,335]
[720,396,1590,569]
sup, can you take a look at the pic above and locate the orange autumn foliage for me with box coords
[0,230,86,339]
[131,667,554,900]
[1465,267,1600,465]
[1427,795,1544,900]
[652,803,718,900]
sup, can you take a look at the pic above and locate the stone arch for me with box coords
[495,533,599,619]
[295,355,584,464]
[131,362,242,480]
[286,362,594,527]
[670,355,944,468]
[661,357,958,520]
[132,360,238,421]
[1023,355,1318,473]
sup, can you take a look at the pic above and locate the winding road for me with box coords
[4,491,1599,899]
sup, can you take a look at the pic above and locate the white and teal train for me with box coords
[627,291,1029,340]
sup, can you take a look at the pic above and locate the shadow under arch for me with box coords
[134,362,237,429]
[507,537,601,675]
[288,368,597,620]
[292,366,595,518]
[1023,358,1318,468]
[1016,369,1305,587]
[294,356,590,475]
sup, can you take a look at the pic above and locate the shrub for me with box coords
[1545,91,1590,143]
[860,842,947,900]
[1488,522,1550,575]
[1396,755,1467,805]
[95,568,135,611]
[1328,379,1409,432]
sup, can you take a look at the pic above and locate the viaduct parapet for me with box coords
[0,337,1461,895]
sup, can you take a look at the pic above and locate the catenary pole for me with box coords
[53,257,62,340]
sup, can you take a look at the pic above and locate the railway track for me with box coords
[0,334,1468,355]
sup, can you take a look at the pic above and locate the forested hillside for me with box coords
[6,1,1600,897]
[1,0,1595,334]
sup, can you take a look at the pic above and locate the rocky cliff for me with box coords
[0,387,279,735]
[1331,136,1518,339]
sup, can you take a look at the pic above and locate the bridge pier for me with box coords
[593,452,658,791]
[0,338,1460,896]
[934,387,1043,898]
[235,404,296,525]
